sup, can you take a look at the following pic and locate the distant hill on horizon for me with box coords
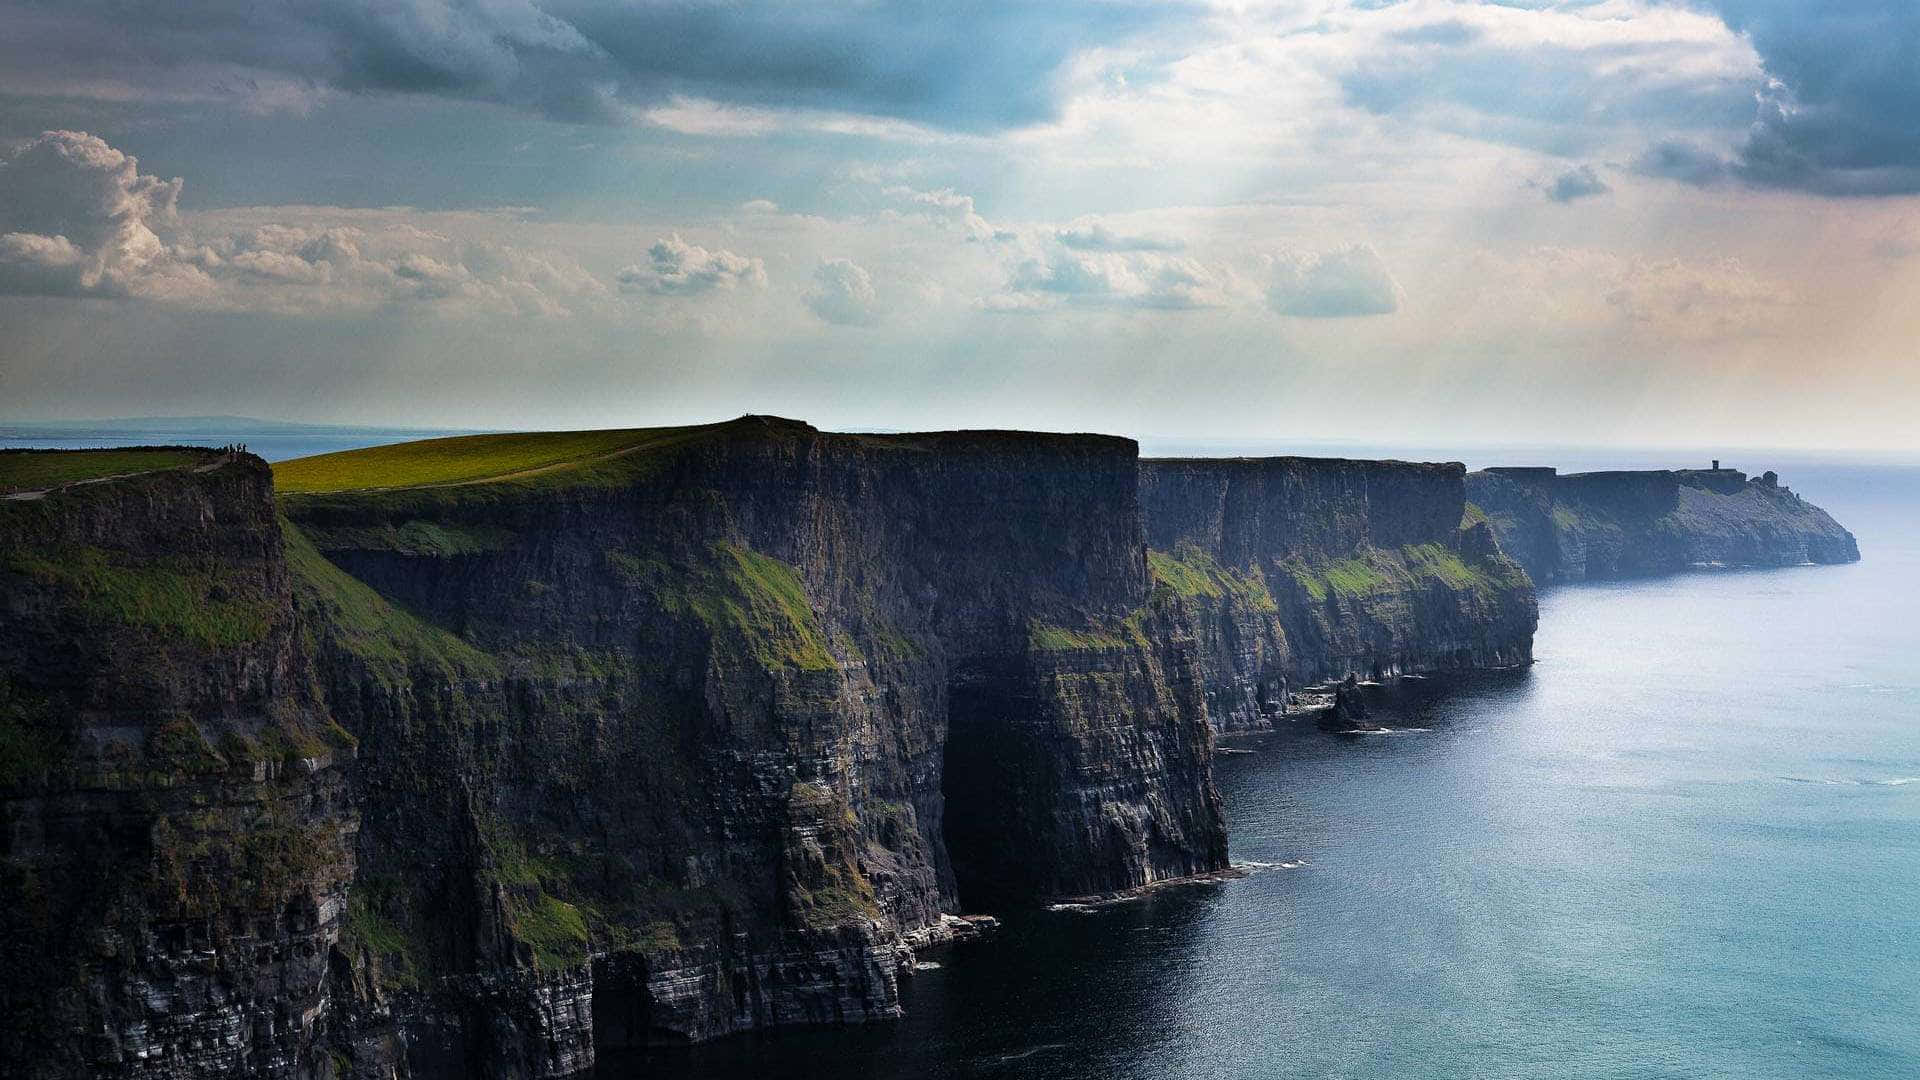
[0,415,484,438]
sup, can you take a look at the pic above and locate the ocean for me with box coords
[610,461,1920,1079]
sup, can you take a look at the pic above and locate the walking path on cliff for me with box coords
[0,448,234,500]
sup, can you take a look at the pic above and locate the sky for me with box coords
[1,0,1918,452]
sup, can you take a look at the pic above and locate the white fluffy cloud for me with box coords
[0,131,795,318]
[1267,245,1401,318]
[883,185,999,241]
[0,130,213,301]
[804,259,880,326]
[617,234,766,295]
[992,248,1230,312]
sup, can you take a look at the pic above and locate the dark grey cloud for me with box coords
[0,0,1189,133]
[1268,246,1400,318]
[1694,1,1920,194]
[1542,164,1610,203]
[1340,38,1753,156]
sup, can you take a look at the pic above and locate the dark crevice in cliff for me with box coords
[942,672,1046,910]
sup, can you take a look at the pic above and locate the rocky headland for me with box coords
[0,422,1859,1078]
[1466,465,1860,586]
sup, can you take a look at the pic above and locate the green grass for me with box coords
[1282,539,1519,602]
[508,892,591,969]
[280,518,497,675]
[0,448,218,494]
[273,425,708,494]
[1028,621,1129,652]
[1322,556,1391,596]
[626,542,836,670]
[289,519,514,557]
[1147,544,1277,611]
[344,880,423,989]
[479,826,595,969]
[1402,542,1492,590]
[5,546,275,647]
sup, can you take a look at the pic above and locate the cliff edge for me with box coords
[1466,465,1860,585]
[1,421,1227,1079]
[1140,457,1537,731]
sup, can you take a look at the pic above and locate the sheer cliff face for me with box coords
[1,420,1227,1079]
[1466,467,1862,586]
[1140,458,1538,731]
[0,458,357,1079]
[290,420,1226,1067]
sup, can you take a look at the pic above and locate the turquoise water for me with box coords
[626,464,1920,1079]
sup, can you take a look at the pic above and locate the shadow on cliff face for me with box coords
[594,888,1223,1080]
[942,674,1053,910]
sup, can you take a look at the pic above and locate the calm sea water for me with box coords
[0,426,470,463]
[613,462,1920,1080]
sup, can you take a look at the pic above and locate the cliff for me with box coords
[1465,466,1860,586]
[0,452,358,1078]
[1,420,1226,1079]
[1140,458,1537,731]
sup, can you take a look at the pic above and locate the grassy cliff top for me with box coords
[273,424,720,494]
[0,447,222,495]
[272,415,1140,498]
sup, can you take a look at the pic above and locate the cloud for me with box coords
[883,185,995,240]
[617,234,766,295]
[1695,1,1920,194]
[994,249,1227,312]
[1632,139,1730,186]
[1054,220,1184,252]
[1542,164,1610,203]
[0,130,611,315]
[1437,247,1794,340]
[804,259,880,326]
[0,0,1191,133]
[0,130,210,300]
[1334,1,1757,155]
[1267,245,1401,318]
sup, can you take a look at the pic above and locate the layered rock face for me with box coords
[0,457,357,1078]
[1465,466,1861,586]
[1140,458,1537,730]
[2,419,1227,1079]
